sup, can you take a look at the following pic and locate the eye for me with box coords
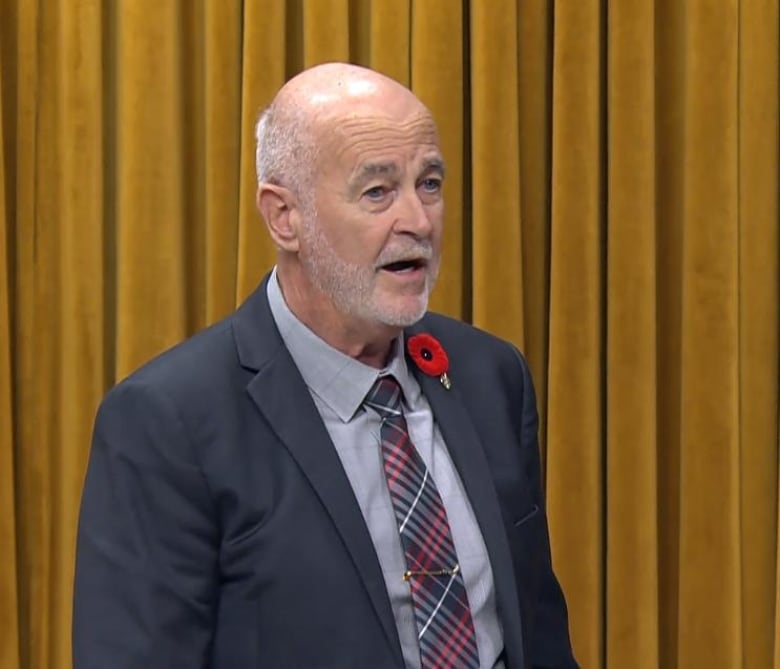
[419,177,442,193]
[363,185,388,201]
[418,177,443,203]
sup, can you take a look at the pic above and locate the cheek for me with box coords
[330,222,388,263]
[429,207,445,245]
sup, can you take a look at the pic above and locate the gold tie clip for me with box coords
[402,563,460,581]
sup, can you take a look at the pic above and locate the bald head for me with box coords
[275,62,426,119]
[254,62,445,358]
[255,63,433,204]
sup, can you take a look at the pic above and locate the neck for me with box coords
[276,265,400,369]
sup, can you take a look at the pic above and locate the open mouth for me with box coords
[380,259,426,273]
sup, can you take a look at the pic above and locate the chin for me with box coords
[380,313,425,328]
[369,298,429,328]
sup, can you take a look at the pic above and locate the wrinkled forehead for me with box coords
[316,110,443,176]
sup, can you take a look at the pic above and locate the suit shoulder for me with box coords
[104,312,250,413]
[417,312,523,361]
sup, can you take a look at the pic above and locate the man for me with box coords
[73,62,578,669]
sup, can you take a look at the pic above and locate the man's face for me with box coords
[297,108,444,330]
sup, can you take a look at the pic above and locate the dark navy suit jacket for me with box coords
[73,276,578,669]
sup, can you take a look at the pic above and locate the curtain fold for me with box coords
[516,0,552,448]
[677,4,742,666]
[470,0,523,344]
[655,0,686,665]
[13,3,56,667]
[235,0,285,303]
[545,3,605,668]
[51,2,104,665]
[2,2,779,668]
[411,0,465,320]
[115,1,188,376]
[302,0,349,66]
[605,1,659,667]
[368,0,410,85]
[737,5,780,669]
[0,34,21,669]
[203,0,242,323]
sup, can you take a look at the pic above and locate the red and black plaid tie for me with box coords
[365,375,480,669]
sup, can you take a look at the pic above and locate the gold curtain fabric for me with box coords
[1,1,778,668]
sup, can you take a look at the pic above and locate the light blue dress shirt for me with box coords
[267,270,504,669]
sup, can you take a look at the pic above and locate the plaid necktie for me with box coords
[365,375,480,669]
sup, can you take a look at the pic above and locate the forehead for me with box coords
[318,112,443,176]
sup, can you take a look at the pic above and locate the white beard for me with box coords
[298,212,438,327]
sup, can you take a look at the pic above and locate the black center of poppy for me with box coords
[421,348,433,360]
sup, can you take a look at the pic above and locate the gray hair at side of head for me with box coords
[254,103,317,210]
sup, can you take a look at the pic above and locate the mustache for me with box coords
[374,242,434,268]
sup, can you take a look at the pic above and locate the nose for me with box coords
[393,189,437,238]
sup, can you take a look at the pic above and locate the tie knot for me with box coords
[364,375,404,418]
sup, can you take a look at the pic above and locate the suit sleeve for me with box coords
[515,351,580,669]
[73,379,219,668]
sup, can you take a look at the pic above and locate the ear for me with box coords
[256,183,302,252]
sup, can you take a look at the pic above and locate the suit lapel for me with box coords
[406,328,527,669]
[232,280,526,667]
[231,281,403,663]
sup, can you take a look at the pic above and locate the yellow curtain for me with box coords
[1,2,778,668]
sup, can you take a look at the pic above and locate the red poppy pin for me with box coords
[407,333,452,390]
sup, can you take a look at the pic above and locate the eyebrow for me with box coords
[348,162,400,192]
[347,156,447,196]
[421,157,446,178]
[347,156,444,194]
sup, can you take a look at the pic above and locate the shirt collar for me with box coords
[266,267,420,422]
